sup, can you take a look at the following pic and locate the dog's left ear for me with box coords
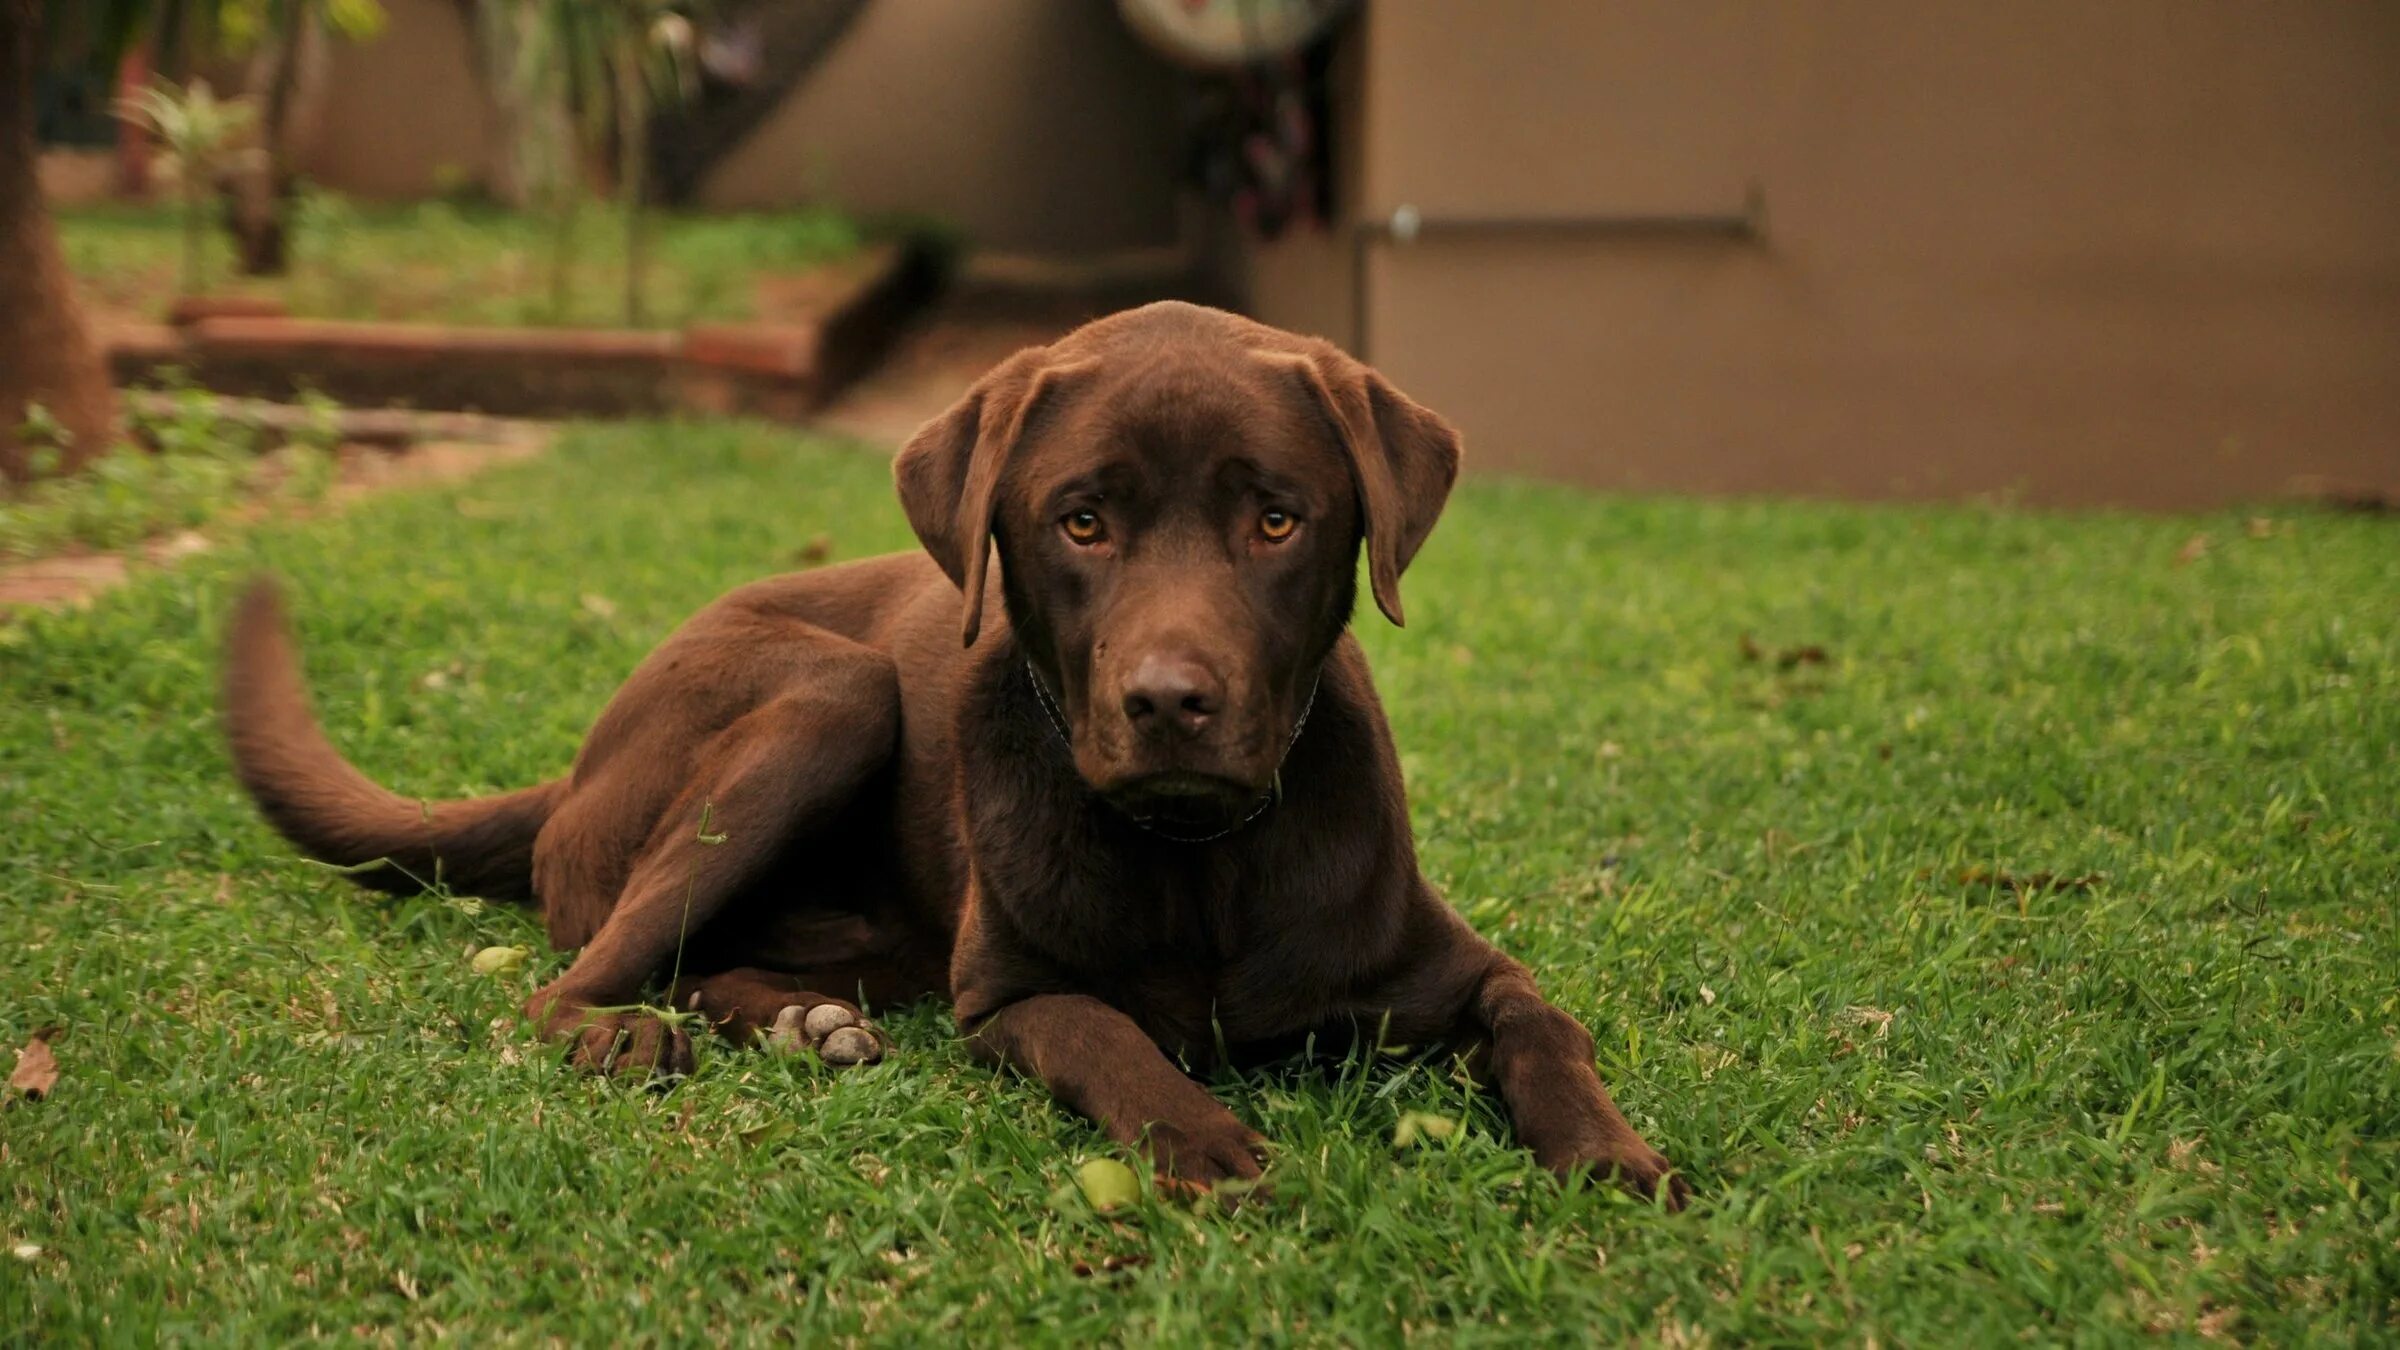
[893,348,1088,646]
[1268,344,1463,626]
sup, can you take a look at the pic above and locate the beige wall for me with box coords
[291,0,494,199]
[1246,1,2400,508]
[289,0,1184,256]
[700,0,1184,254]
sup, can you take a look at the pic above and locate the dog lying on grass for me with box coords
[224,301,1685,1205]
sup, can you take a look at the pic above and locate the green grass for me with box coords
[56,194,860,329]
[3,422,2394,1344]
[3,381,339,561]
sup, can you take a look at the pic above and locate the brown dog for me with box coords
[224,302,1684,1205]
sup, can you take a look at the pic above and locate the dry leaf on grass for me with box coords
[2174,533,2212,567]
[10,1026,61,1101]
[1739,633,1832,668]
[1834,1006,1896,1038]
[1921,866,2100,895]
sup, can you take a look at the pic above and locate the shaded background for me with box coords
[36,0,2400,508]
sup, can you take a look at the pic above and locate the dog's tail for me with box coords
[222,578,562,901]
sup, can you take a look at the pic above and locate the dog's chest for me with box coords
[1114,964,1224,1061]
[980,802,1371,1054]
[1099,874,1358,1057]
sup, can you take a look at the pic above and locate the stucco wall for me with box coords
[699,0,1183,254]
[290,0,1184,255]
[290,0,494,199]
[1249,1,2400,508]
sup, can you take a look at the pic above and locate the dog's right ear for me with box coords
[893,349,1086,646]
[1261,344,1463,628]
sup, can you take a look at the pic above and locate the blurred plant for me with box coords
[272,389,341,503]
[219,0,390,276]
[115,79,258,293]
[293,387,340,452]
[477,0,701,325]
[289,386,343,481]
[0,376,342,560]
[615,7,700,326]
[0,380,251,558]
[14,401,71,478]
[466,0,578,311]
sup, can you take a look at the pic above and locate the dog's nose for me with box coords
[1121,654,1221,739]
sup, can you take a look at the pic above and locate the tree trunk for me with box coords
[114,46,153,196]
[0,0,118,483]
[232,2,314,276]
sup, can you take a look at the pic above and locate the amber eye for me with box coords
[1062,510,1106,545]
[1259,509,1299,542]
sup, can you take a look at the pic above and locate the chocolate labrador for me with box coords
[224,301,1684,1205]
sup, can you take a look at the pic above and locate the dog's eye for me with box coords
[1061,510,1107,545]
[1259,509,1299,542]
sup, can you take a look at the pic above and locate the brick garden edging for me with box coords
[106,239,945,422]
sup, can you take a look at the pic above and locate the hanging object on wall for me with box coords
[1117,0,1352,70]
[1132,1,1353,241]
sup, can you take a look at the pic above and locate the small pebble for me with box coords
[819,1026,881,1066]
[802,1003,857,1042]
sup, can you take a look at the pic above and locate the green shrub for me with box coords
[0,382,340,561]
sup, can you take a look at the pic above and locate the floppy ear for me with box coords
[1271,347,1463,626]
[893,349,1086,646]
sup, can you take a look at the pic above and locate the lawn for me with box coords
[3,422,2394,1344]
[56,196,861,330]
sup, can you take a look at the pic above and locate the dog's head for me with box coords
[895,302,1460,831]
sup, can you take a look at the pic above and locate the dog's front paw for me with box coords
[1539,1137,1690,1211]
[525,986,696,1082]
[1141,1114,1270,1197]
[764,1000,891,1067]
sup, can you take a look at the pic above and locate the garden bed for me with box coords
[99,241,943,421]
[59,198,865,332]
[63,197,945,420]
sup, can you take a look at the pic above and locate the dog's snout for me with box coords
[1121,653,1222,739]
